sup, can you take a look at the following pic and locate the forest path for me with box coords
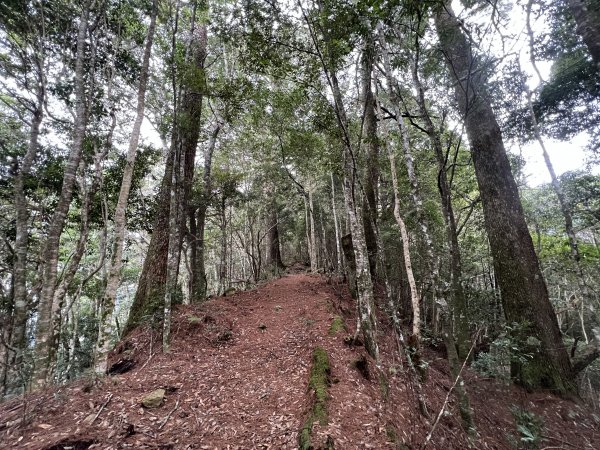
[2,273,599,449]
[0,273,395,449]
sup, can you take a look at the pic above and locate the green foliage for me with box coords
[508,407,544,450]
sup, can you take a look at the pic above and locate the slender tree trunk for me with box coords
[566,0,600,68]
[190,119,221,302]
[308,189,318,272]
[360,38,379,280]
[331,174,343,272]
[31,0,91,389]
[6,87,44,396]
[410,37,470,359]
[524,9,592,322]
[435,2,575,394]
[302,0,379,360]
[163,137,185,352]
[95,0,157,373]
[267,201,285,272]
[377,23,442,335]
[303,195,312,266]
[386,142,421,341]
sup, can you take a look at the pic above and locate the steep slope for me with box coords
[0,273,598,449]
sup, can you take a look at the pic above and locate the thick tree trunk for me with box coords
[95,0,157,373]
[31,0,91,389]
[435,2,575,395]
[567,0,600,68]
[125,15,207,334]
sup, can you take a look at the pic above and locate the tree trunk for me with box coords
[189,119,221,303]
[31,0,91,389]
[524,10,592,329]
[386,138,421,341]
[125,11,207,334]
[360,38,379,280]
[409,35,470,359]
[95,0,157,373]
[331,174,343,272]
[434,2,575,395]
[341,233,358,299]
[567,0,600,68]
[267,202,285,272]
[6,86,44,396]
[308,189,318,272]
[377,23,442,336]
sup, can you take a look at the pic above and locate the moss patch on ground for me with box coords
[328,316,346,335]
[299,347,331,450]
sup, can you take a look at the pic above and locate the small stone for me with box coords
[141,389,166,408]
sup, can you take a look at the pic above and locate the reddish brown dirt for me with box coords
[0,273,599,449]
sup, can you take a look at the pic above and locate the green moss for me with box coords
[328,316,345,335]
[378,373,389,400]
[187,315,202,323]
[299,347,331,450]
[224,287,237,296]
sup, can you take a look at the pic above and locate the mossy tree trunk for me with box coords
[125,5,208,334]
[434,1,575,395]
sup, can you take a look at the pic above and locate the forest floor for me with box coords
[0,270,599,449]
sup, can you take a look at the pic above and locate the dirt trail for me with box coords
[1,273,599,450]
[0,274,395,449]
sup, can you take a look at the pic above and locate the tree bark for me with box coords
[189,119,221,302]
[567,0,600,69]
[95,0,158,373]
[360,37,379,280]
[267,202,285,272]
[434,2,575,395]
[409,33,470,359]
[125,9,207,334]
[301,0,379,360]
[31,0,91,389]
[385,135,421,341]
[308,189,318,272]
[377,23,443,334]
[331,174,343,272]
[6,87,44,396]
[524,9,592,332]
